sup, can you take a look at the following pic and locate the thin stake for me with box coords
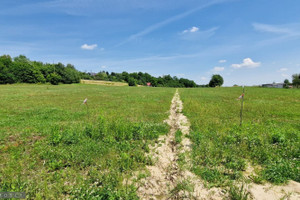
[83,98,89,120]
[240,86,245,126]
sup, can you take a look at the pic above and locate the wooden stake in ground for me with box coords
[82,98,89,120]
[239,86,245,126]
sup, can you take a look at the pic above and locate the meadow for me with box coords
[0,84,175,199]
[179,87,300,188]
[0,84,299,199]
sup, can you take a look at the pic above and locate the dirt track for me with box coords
[136,90,300,200]
[137,90,224,199]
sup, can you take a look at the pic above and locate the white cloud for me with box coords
[278,68,288,72]
[200,76,207,80]
[183,26,199,33]
[182,26,199,33]
[81,44,97,50]
[101,65,107,69]
[181,27,218,40]
[219,59,226,63]
[213,66,224,72]
[190,26,199,32]
[231,58,261,69]
[182,26,217,34]
[281,73,289,77]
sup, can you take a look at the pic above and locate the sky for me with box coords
[1,0,300,86]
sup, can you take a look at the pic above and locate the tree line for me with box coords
[2,54,298,88]
[0,54,198,87]
[0,55,80,85]
[83,71,197,87]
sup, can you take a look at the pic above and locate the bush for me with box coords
[47,73,61,85]
[128,77,137,86]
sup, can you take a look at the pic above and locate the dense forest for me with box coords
[0,54,197,87]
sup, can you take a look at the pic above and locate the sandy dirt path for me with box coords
[137,90,224,200]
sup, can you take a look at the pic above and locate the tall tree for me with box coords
[209,74,224,87]
[292,73,300,88]
[0,55,14,84]
[283,79,290,88]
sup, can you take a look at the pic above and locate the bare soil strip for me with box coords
[137,90,223,200]
[246,181,300,200]
[244,166,300,200]
[136,90,182,199]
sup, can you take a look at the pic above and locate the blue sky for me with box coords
[1,0,300,86]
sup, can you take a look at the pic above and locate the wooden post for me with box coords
[83,98,89,120]
[240,86,245,126]
[86,103,89,120]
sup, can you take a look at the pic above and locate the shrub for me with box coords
[47,73,61,85]
[128,77,137,86]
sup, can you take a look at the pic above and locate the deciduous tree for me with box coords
[292,73,300,88]
[209,74,224,87]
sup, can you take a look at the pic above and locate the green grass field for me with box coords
[0,84,175,199]
[0,84,299,199]
[179,87,300,186]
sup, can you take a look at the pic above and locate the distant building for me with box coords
[262,83,284,88]
[88,72,97,76]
